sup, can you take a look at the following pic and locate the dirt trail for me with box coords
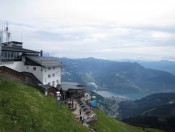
[72,99,89,127]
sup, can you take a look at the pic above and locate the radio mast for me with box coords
[5,22,10,43]
[0,24,2,60]
[0,25,3,44]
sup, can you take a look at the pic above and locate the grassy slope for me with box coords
[0,79,89,132]
[90,109,162,132]
[0,79,162,132]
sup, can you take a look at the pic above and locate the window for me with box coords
[10,52,13,58]
[48,82,51,85]
[52,73,55,77]
[14,52,18,58]
[33,67,36,70]
[48,67,51,70]
[3,51,7,58]
[7,52,11,58]
[48,74,51,78]
[27,66,29,69]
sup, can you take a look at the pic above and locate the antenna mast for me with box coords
[0,25,3,44]
[0,24,2,60]
[5,22,10,43]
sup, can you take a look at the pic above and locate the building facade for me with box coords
[0,41,62,88]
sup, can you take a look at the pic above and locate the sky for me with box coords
[0,0,175,60]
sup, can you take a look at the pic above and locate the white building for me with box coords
[0,40,62,92]
[0,23,63,96]
[25,55,62,87]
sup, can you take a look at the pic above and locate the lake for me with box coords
[93,90,128,99]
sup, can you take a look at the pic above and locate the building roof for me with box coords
[2,46,39,53]
[40,84,52,91]
[61,82,85,91]
[26,56,62,68]
[2,41,23,45]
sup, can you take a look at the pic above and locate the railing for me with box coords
[0,61,14,65]
[0,66,46,93]
[21,72,42,85]
[21,72,46,92]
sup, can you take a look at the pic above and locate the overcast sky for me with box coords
[0,0,175,60]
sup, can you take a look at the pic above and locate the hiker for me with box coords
[75,103,77,109]
[79,115,82,122]
[79,108,81,115]
[81,116,84,124]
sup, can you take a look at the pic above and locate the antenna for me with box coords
[0,24,2,60]
[5,21,10,43]
[2,25,4,43]
[0,25,2,44]
[0,25,3,44]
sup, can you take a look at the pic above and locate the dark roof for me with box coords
[40,84,52,91]
[2,46,39,53]
[2,41,23,45]
[11,41,23,44]
[22,72,42,85]
[61,82,85,91]
[26,56,62,68]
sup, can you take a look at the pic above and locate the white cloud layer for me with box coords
[0,0,175,60]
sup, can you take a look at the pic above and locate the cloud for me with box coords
[151,31,175,40]
[0,0,175,60]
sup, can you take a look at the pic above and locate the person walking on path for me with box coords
[81,116,84,124]
[79,108,81,115]
[79,115,82,122]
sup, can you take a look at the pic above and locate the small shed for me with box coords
[40,84,58,96]
[61,82,85,99]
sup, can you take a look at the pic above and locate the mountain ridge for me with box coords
[119,93,175,131]
[118,93,175,119]
[58,57,175,99]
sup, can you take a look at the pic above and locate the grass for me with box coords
[89,108,163,132]
[0,79,89,132]
[0,78,163,132]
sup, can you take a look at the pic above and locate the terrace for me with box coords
[60,82,97,124]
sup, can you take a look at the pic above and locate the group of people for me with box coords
[79,109,85,124]
[78,94,97,124]
[66,98,78,110]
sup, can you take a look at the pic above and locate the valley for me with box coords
[59,57,175,99]
[59,57,175,131]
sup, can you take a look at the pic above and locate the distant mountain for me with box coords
[119,93,175,131]
[123,116,175,132]
[143,103,175,118]
[58,57,175,99]
[118,93,175,119]
[136,60,175,75]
